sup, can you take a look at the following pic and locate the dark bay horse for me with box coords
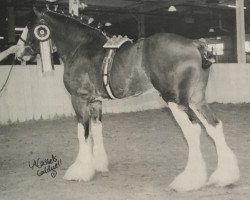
[17,8,239,192]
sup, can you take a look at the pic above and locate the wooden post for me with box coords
[7,0,15,43]
[69,0,79,16]
[236,0,246,63]
[138,14,145,38]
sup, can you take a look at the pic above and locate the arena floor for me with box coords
[1,103,250,200]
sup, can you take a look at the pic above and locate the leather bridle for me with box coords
[19,36,39,55]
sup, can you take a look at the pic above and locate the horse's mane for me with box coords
[44,9,109,39]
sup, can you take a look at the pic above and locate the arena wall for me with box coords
[0,63,250,124]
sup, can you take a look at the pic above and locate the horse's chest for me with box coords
[63,71,97,98]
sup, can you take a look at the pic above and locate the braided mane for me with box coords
[44,9,109,39]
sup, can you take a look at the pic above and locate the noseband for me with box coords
[19,37,39,54]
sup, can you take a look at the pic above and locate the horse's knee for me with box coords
[89,100,102,121]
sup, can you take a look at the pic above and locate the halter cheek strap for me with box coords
[19,37,39,54]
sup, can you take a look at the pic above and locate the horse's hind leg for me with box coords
[89,100,109,172]
[190,103,240,187]
[167,102,207,192]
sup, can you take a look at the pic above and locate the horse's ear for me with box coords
[33,7,42,18]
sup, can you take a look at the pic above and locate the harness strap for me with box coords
[102,49,118,99]
[19,37,39,54]
[101,35,133,99]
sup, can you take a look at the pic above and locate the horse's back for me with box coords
[144,33,201,67]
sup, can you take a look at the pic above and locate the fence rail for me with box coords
[0,63,250,124]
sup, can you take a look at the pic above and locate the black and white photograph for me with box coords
[0,0,250,199]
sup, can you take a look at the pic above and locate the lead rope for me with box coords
[0,57,15,95]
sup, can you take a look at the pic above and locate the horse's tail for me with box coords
[193,38,215,69]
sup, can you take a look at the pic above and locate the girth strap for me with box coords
[102,49,118,99]
[101,35,133,99]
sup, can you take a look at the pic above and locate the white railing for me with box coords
[0,63,250,124]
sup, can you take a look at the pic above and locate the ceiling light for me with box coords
[0,36,4,40]
[105,22,112,27]
[209,28,215,33]
[168,6,177,12]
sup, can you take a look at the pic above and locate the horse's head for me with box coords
[17,7,108,63]
[16,8,49,61]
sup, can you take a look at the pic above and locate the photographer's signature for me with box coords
[28,154,62,178]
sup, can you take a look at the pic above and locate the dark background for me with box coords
[0,0,250,63]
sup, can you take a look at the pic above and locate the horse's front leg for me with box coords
[64,97,95,181]
[89,100,109,172]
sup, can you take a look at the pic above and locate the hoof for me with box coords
[207,149,240,187]
[207,165,240,187]
[63,161,95,182]
[169,169,207,192]
[93,148,109,172]
[94,157,109,173]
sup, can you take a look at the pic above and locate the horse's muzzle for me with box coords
[16,46,36,62]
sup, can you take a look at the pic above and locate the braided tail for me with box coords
[193,38,215,69]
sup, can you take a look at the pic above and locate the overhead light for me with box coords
[209,28,215,33]
[168,6,177,12]
[105,22,112,27]
[0,36,4,40]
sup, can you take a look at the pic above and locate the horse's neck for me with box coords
[47,16,105,65]
[52,34,82,63]
[49,26,80,61]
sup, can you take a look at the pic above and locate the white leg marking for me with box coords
[64,123,95,181]
[168,102,207,192]
[190,105,240,187]
[90,119,109,172]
